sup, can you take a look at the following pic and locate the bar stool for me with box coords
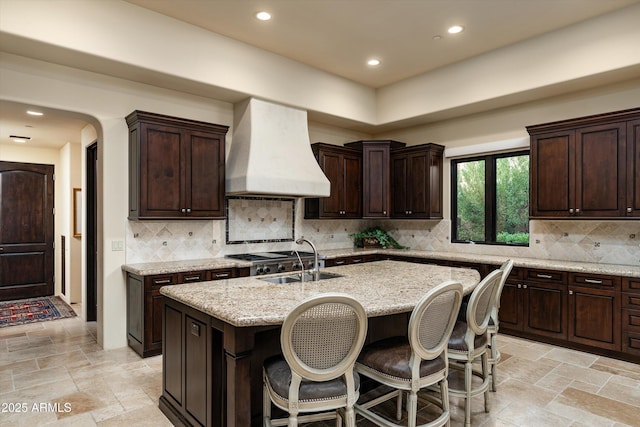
[263,293,367,427]
[447,269,503,427]
[354,281,464,427]
[487,259,514,391]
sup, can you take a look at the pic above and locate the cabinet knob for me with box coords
[569,290,574,295]
[575,208,580,213]
[181,208,186,213]
[383,211,387,215]
[628,207,633,213]
[408,211,412,214]
[523,284,528,289]
[186,208,191,213]
[569,208,574,214]
[517,284,522,289]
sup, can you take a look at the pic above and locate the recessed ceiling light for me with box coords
[27,110,43,116]
[256,11,271,21]
[10,135,31,143]
[448,25,464,34]
[367,58,381,66]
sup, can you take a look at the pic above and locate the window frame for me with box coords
[451,150,529,246]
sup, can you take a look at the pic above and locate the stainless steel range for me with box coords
[225,251,320,276]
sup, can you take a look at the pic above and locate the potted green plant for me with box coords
[350,227,408,249]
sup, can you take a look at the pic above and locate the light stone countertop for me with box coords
[121,258,251,276]
[320,248,640,278]
[122,248,640,278]
[159,260,480,327]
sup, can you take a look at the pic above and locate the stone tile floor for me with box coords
[1,310,639,426]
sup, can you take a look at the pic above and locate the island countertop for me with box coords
[159,260,480,327]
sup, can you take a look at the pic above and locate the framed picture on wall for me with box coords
[73,188,82,238]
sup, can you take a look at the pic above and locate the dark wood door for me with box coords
[362,143,391,217]
[523,281,567,340]
[568,286,620,350]
[628,119,640,216]
[342,151,362,218]
[188,131,225,217]
[499,282,523,331]
[0,161,54,301]
[530,130,575,217]
[317,149,342,217]
[575,122,626,217]
[139,123,184,218]
[391,153,409,217]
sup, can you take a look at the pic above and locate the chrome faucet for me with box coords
[295,236,320,281]
[293,250,306,283]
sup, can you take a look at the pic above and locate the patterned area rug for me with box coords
[0,296,77,327]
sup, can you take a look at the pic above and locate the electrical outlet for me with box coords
[111,240,124,251]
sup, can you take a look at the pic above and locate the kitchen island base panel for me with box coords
[160,297,411,427]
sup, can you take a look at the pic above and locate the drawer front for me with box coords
[526,268,566,284]
[622,277,640,293]
[179,271,207,283]
[622,292,640,309]
[622,308,640,331]
[326,257,349,267]
[569,272,619,289]
[622,330,640,357]
[210,268,234,280]
[146,274,177,290]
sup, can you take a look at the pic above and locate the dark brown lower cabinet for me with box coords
[127,267,248,357]
[568,272,620,350]
[622,277,640,357]
[161,300,226,427]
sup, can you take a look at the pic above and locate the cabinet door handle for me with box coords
[536,273,553,279]
[334,260,346,265]
[183,275,200,281]
[351,258,362,263]
[214,273,230,278]
[154,279,172,285]
[584,278,602,284]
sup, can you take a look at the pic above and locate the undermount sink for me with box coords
[260,272,343,284]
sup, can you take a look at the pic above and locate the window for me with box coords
[452,151,529,245]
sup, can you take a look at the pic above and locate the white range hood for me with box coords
[226,98,330,198]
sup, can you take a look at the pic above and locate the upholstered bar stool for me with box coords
[446,269,503,427]
[487,259,514,392]
[263,293,367,427]
[354,281,464,427]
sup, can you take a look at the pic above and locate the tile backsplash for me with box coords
[126,199,639,266]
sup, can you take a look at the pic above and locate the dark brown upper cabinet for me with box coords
[305,143,362,219]
[345,140,405,218]
[391,144,444,219]
[528,108,640,219]
[127,111,228,220]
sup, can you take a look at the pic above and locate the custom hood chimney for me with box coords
[226,98,330,197]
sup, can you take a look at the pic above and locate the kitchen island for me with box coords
[158,260,480,427]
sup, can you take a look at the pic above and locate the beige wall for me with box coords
[377,77,640,220]
[1,53,233,349]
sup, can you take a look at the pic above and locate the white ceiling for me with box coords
[1,0,638,149]
[125,0,639,88]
